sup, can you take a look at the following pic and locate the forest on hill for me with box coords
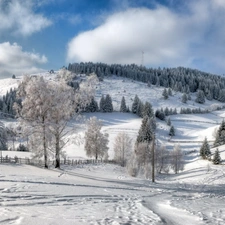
[68,62,225,102]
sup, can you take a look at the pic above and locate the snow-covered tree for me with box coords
[104,94,113,112]
[195,90,205,104]
[99,95,105,112]
[182,93,188,103]
[120,96,127,113]
[162,88,168,99]
[212,148,222,165]
[143,102,154,118]
[85,96,98,112]
[15,74,98,168]
[169,125,175,136]
[200,137,211,160]
[84,117,109,160]
[113,132,132,166]
[0,121,7,150]
[167,117,171,126]
[170,144,184,174]
[131,95,139,114]
[15,76,53,168]
[156,145,170,174]
[214,120,225,147]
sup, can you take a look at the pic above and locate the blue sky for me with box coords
[0,0,225,78]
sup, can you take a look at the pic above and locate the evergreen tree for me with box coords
[99,95,105,112]
[120,96,127,112]
[195,90,205,104]
[136,100,144,118]
[0,121,7,150]
[85,97,98,112]
[132,95,139,114]
[212,148,222,165]
[143,102,154,118]
[167,117,171,126]
[162,88,168,99]
[169,125,175,136]
[168,88,172,96]
[200,137,211,159]
[104,94,113,112]
[182,93,188,103]
[214,120,225,147]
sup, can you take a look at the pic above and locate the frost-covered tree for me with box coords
[15,74,97,168]
[104,94,113,112]
[99,95,105,112]
[200,137,211,160]
[120,96,127,113]
[195,90,205,104]
[212,148,222,165]
[214,120,225,147]
[171,144,184,174]
[84,117,109,160]
[143,102,154,118]
[131,95,140,114]
[169,125,175,136]
[167,117,171,126]
[15,76,53,168]
[182,93,188,103]
[156,145,170,174]
[113,132,132,166]
[85,96,98,112]
[162,88,168,99]
[0,121,7,150]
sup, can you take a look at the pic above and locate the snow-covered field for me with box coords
[1,151,225,225]
[1,72,225,224]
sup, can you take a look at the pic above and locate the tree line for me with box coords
[68,62,225,103]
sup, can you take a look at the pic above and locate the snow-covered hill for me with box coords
[1,72,225,224]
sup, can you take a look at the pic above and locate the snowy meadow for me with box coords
[0,71,225,224]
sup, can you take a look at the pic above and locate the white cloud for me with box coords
[0,0,51,36]
[67,0,225,74]
[0,42,48,77]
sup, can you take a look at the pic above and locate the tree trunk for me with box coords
[55,133,60,168]
[42,120,48,169]
[151,135,155,182]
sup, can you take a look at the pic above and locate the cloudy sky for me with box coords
[0,0,225,78]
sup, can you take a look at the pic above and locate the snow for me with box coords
[1,73,225,224]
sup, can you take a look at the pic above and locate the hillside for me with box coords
[1,71,225,224]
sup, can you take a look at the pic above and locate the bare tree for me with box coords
[170,144,184,174]
[113,132,132,167]
[155,145,170,174]
[84,117,109,160]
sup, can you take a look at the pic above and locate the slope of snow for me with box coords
[1,72,225,224]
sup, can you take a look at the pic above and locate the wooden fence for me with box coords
[0,155,117,167]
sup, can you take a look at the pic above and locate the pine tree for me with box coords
[120,96,127,112]
[0,121,7,150]
[99,95,105,112]
[104,94,113,112]
[169,125,175,136]
[182,93,188,103]
[212,148,222,165]
[167,117,171,126]
[195,90,205,104]
[200,137,211,159]
[132,95,139,114]
[162,88,168,99]
[214,120,225,147]
[143,102,154,118]
[168,88,172,96]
